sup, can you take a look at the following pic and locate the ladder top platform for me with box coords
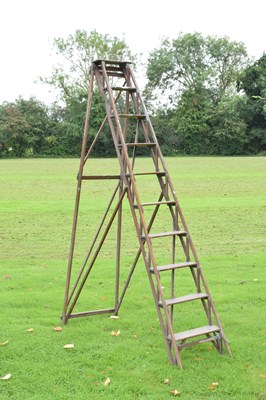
[93,59,132,65]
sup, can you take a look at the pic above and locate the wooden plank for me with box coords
[81,172,166,180]
[134,201,175,209]
[159,292,208,307]
[111,113,146,119]
[133,171,166,176]
[69,308,115,318]
[111,86,136,93]
[150,261,197,272]
[93,59,130,65]
[142,230,187,240]
[168,325,220,342]
[99,71,124,77]
[178,335,220,349]
[118,142,156,148]
[81,175,121,180]
[128,143,156,147]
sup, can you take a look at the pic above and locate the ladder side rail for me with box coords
[115,179,123,309]
[101,61,182,366]
[131,120,140,172]
[62,66,95,324]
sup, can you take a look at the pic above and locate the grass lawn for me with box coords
[0,157,265,399]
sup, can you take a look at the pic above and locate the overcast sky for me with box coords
[1,0,265,104]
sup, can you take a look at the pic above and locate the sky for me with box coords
[1,0,266,105]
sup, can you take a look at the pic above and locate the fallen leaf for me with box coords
[63,343,74,349]
[103,377,111,386]
[253,279,258,282]
[26,328,34,332]
[259,374,266,378]
[100,296,105,301]
[194,357,203,361]
[111,330,121,337]
[209,382,219,390]
[0,341,8,346]
[110,315,119,319]
[164,378,170,384]
[170,389,182,396]
[54,326,62,331]
[3,275,11,280]
[1,374,11,380]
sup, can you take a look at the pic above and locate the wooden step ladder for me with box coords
[62,59,231,368]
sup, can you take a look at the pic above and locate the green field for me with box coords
[0,157,265,400]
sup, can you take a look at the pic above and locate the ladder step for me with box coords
[133,171,166,177]
[81,172,166,180]
[141,230,187,240]
[111,114,146,119]
[168,325,220,342]
[118,142,156,148]
[150,261,197,273]
[159,293,208,307]
[93,59,130,66]
[111,86,136,93]
[133,201,175,209]
[102,71,124,78]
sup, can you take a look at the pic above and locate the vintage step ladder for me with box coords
[62,59,231,368]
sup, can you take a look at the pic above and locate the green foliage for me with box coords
[238,54,266,153]
[146,33,250,155]
[172,88,213,154]
[210,96,248,155]
[1,31,265,158]
[146,33,248,106]
[41,29,137,102]
[0,102,30,157]
[0,98,56,157]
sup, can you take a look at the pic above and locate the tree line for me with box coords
[0,30,265,158]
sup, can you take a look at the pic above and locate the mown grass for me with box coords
[0,157,266,400]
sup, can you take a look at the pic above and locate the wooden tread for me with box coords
[111,86,136,93]
[81,172,166,180]
[168,325,220,342]
[158,293,208,307]
[93,59,130,65]
[141,230,187,240]
[121,142,156,147]
[133,171,166,177]
[111,113,146,119]
[150,261,197,273]
[133,200,175,209]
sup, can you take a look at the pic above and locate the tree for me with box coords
[40,30,137,157]
[145,33,249,155]
[238,54,266,153]
[41,29,137,102]
[0,102,30,157]
[0,98,57,157]
[146,32,248,107]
